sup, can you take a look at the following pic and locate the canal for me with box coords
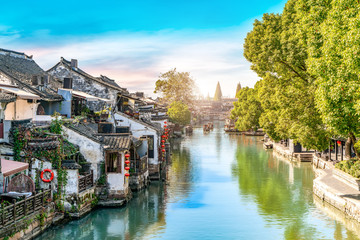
[37,124,360,239]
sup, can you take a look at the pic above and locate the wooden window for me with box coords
[32,76,38,85]
[63,78,73,89]
[106,152,121,173]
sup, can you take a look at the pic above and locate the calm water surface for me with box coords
[37,124,360,239]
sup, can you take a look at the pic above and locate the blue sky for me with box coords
[0,0,287,97]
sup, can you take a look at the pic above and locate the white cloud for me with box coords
[15,27,259,97]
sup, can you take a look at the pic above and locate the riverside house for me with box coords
[48,57,165,180]
[0,48,63,142]
[63,122,148,202]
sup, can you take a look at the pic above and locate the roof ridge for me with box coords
[0,48,33,59]
[115,111,160,132]
[60,57,124,92]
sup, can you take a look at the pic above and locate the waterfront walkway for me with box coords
[314,167,360,223]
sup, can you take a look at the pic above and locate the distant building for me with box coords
[213,82,222,101]
[235,82,241,97]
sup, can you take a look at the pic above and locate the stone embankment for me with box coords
[272,143,313,162]
[270,141,360,224]
[313,155,360,223]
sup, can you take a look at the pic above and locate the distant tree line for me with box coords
[232,0,360,156]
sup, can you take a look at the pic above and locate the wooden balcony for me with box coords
[78,171,94,193]
[0,189,51,228]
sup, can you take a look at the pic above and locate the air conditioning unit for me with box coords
[98,122,113,133]
[116,126,130,133]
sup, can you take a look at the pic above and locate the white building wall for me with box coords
[107,173,126,192]
[4,99,38,120]
[53,169,79,195]
[63,127,104,180]
[114,113,159,165]
[0,72,16,86]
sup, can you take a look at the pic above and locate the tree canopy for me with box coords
[167,101,191,125]
[241,0,360,153]
[154,68,196,106]
[231,86,262,131]
[243,1,329,150]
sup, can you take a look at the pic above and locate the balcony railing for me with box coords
[0,189,51,228]
[78,171,94,193]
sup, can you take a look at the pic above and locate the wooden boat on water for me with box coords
[203,124,210,133]
[243,131,266,136]
[208,122,214,130]
[185,125,193,135]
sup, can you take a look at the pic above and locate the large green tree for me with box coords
[231,86,262,131]
[244,1,329,150]
[154,68,196,105]
[167,101,191,125]
[300,0,360,156]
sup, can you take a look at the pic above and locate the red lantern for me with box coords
[162,149,166,152]
[161,139,165,143]
[125,160,130,164]
[337,140,341,146]
[164,121,167,124]
[125,167,130,171]
[164,124,167,128]
[125,153,130,158]
[125,173,130,177]
[162,144,165,148]
[162,135,165,138]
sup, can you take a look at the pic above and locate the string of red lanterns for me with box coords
[124,153,130,177]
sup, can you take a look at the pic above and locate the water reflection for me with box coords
[231,135,359,240]
[37,126,360,240]
[36,183,167,239]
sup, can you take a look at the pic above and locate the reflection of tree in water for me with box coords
[231,140,343,240]
[168,139,194,202]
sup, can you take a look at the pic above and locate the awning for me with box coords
[0,86,40,100]
[66,89,112,103]
[1,159,29,177]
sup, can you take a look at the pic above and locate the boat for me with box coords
[203,124,210,133]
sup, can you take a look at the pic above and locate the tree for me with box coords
[214,82,222,101]
[167,101,191,125]
[231,86,262,131]
[302,0,360,157]
[154,68,195,105]
[235,83,241,97]
[244,2,329,150]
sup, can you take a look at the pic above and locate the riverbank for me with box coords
[271,140,360,226]
[312,157,360,224]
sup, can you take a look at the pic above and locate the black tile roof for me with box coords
[0,49,62,101]
[102,136,131,150]
[0,92,16,103]
[49,58,127,93]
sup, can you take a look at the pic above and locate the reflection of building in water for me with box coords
[313,196,360,239]
[35,183,167,239]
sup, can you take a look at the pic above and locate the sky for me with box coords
[0,0,287,98]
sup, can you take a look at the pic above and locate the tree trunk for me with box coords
[349,132,359,158]
[345,137,352,159]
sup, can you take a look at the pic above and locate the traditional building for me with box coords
[0,48,62,142]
